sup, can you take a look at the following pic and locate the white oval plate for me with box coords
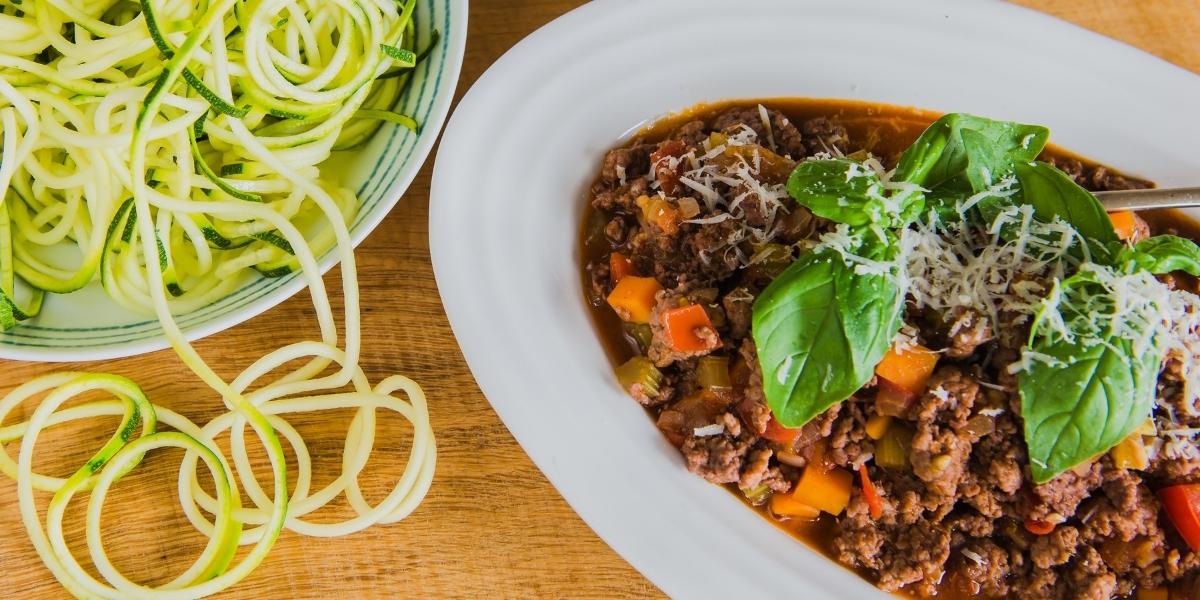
[0,0,467,362]
[431,0,1200,597]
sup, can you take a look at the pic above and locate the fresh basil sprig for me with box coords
[896,113,1049,219]
[752,232,905,427]
[1023,233,1200,482]
[754,113,1052,429]
[1018,265,1164,483]
[754,109,1192,476]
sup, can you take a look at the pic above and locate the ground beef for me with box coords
[1043,155,1152,192]
[1031,526,1080,569]
[800,116,849,157]
[721,288,754,340]
[591,176,650,212]
[599,143,653,185]
[738,447,773,489]
[733,341,771,437]
[960,540,1015,596]
[667,120,708,146]
[945,309,994,358]
[962,411,1024,518]
[910,367,980,496]
[828,400,873,469]
[1027,461,1104,523]
[682,433,749,484]
[603,216,628,245]
[710,106,806,159]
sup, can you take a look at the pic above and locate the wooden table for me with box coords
[3,1,1198,598]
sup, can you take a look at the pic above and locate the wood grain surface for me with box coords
[3,1,1198,598]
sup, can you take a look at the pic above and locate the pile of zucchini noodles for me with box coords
[0,0,436,597]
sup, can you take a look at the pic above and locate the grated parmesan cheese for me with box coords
[901,203,1079,332]
[930,386,952,405]
[961,548,986,566]
[650,121,794,264]
[757,104,777,152]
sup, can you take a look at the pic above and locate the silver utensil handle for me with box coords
[1094,187,1200,211]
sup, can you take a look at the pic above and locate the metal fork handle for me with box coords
[1095,187,1200,211]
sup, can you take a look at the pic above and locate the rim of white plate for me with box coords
[0,0,467,362]
[431,0,1200,597]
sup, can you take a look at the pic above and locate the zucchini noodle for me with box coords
[0,0,437,597]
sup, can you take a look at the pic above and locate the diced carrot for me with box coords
[858,465,884,520]
[874,343,940,395]
[865,415,892,440]
[659,304,718,353]
[792,463,853,516]
[606,276,662,324]
[636,195,681,235]
[875,377,919,417]
[1108,210,1143,241]
[762,416,801,446]
[609,252,635,281]
[652,204,680,235]
[1024,518,1056,536]
[769,492,821,519]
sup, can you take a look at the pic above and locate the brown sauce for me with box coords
[579,98,1200,598]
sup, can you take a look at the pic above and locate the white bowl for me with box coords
[430,0,1200,597]
[0,0,467,362]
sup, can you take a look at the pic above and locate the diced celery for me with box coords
[623,322,653,352]
[615,356,662,398]
[696,355,731,390]
[875,423,913,469]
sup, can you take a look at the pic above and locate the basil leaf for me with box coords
[787,159,918,227]
[896,113,1048,191]
[1123,235,1200,276]
[1019,269,1160,483]
[1019,334,1157,483]
[1014,161,1118,245]
[893,118,951,186]
[752,237,903,427]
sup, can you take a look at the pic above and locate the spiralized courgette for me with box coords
[0,0,437,597]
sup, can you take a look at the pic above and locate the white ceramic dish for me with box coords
[430,0,1200,597]
[0,0,467,362]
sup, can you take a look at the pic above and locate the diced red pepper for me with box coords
[859,465,883,520]
[659,304,718,353]
[1159,484,1200,551]
[650,140,686,195]
[1024,518,1056,536]
[609,252,635,281]
[875,377,919,418]
[762,416,801,446]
